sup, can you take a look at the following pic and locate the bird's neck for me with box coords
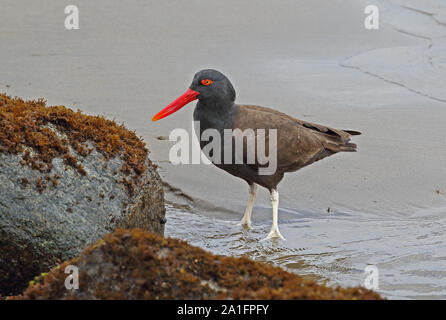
[194,99,237,131]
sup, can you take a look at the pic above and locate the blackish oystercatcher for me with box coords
[153,69,361,241]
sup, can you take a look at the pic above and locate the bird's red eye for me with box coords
[201,79,213,86]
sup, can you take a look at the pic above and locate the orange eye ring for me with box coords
[201,79,213,86]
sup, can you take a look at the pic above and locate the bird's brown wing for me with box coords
[232,104,360,173]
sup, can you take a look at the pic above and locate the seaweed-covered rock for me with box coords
[12,229,382,300]
[0,94,165,296]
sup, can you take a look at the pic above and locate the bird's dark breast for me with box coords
[193,103,285,190]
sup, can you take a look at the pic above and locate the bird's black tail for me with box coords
[343,130,361,136]
[340,142,358,152]
[340,130,360,151]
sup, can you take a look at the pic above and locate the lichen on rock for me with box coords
[0,94,150,191]
[0,94,165,296]
[11,229,382,300]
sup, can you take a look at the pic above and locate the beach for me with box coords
[1,0,446,299]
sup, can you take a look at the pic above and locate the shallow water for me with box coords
[166,202,446,299]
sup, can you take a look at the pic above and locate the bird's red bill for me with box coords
[152,88,200,121]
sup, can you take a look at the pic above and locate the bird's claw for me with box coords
[261,229,286,241]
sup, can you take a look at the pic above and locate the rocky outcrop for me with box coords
[0,94,165,296]
[11,228,382,300]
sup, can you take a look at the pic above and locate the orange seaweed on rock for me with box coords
[12,229,383,300]
[0,93,151,193]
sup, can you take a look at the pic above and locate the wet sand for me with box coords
[2,0,446,298]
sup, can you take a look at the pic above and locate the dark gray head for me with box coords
[189,69,236,103]
[152,69,236,122]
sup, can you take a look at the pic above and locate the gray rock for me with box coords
[0,144,165,296]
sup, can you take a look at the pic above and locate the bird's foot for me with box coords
[261,228,286,241]
[238,219,252,230]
